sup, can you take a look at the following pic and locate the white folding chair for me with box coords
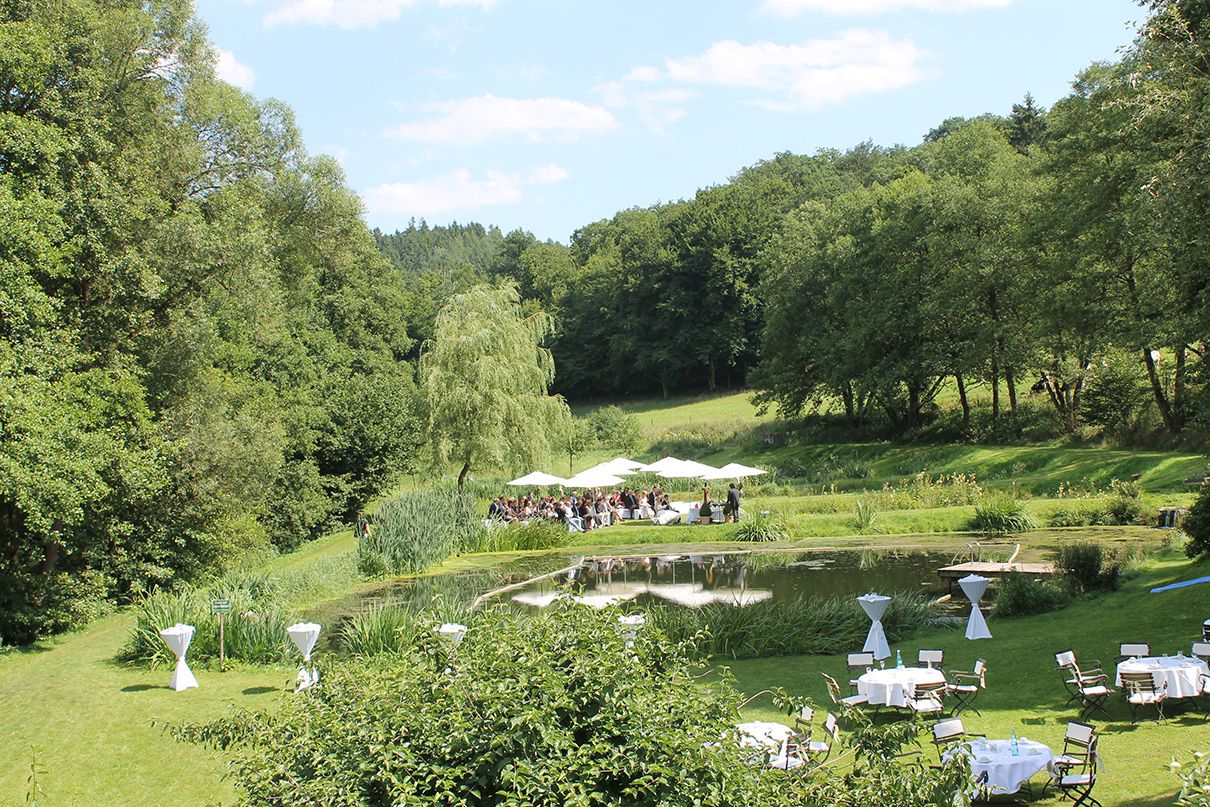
[918,649,945,669]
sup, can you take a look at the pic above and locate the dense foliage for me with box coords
[1185,484,1210,558]
[0,0,421,643]
[176,606,970,806]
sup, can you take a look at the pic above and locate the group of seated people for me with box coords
[487,487,674,532]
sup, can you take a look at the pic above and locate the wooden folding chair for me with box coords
[918,648,944,669]
[1120,671,1166,722]
[945,658,987,717]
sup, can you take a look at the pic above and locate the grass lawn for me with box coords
[724,551,1210,806]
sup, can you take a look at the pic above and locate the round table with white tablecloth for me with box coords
[948,738,1054,796]
[857,667,946,707]
[1116,655,1210,699]
[733,721,804,769]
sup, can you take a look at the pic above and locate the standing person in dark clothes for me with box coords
[725,482,742,523]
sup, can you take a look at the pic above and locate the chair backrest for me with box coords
[932,718,965,744]
[795,706,814,734]
[822,673,842,702]
[915,680,947,699]
[919,649,944,668]
[1064,721,1095,749]
[973,658,988,685]
[1192,641,1210,661]
[1120,642,1150,658]
[1056,649,1076,670]
[1121,671,1159,694]
[847,652,875,669]
[823,712,839,742]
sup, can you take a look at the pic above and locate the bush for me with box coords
[646,592,938,659]
[853,499,880,533]
[1055,542,1121,594]
[730,511,791,542]
[1184,484,1210,559]
[992,573,1069,618]
[358,487,484,576]
[971,495,1037,535]
[587,405,644,453]
[1173,751,1210,806]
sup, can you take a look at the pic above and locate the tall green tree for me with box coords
[421,282,571,488]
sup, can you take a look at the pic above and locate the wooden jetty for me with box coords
[938,561,1054,593]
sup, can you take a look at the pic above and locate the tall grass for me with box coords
[853,499,880,533]
[645,592,938,659]
[971,494,1037,535]
[359,487,485,576]
[122,573,293,667]
[472,519,570,553]
[729,511,791,542]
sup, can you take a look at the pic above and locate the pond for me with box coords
[501,549,956,611]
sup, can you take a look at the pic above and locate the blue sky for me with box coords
[200,0,1143,242]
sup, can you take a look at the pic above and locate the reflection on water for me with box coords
[507,550,950,611]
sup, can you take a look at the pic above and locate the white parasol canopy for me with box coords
[658,459,721,478]
[958,574,993,640]
[719,462,767,478]
[564,470,626,488]
[638,456,684,473]
[610,457,645,471]
[586,458,641,476]
[159,624,199,691]
[507,471,567,486]
[857,593,892,660]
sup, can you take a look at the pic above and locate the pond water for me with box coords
[502,550,954,611]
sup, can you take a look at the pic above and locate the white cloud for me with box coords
[636,30,931,111]
[264,0,495,29]
[215,48,255,89]
[761,0,1010,15]
[361,164,569,217]
[385,94,616,145]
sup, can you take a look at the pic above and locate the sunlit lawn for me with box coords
[725,551,1210,806]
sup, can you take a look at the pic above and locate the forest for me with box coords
[3,0,1210,645]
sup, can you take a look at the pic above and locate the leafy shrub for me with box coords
[730,511,791,542]
[358,487,484,576]
[587,405,644,452]
[853,499,880,533]
[1055,542,1121,594]
[992,574,1069,618]
[0,569,113,645]
[1173,751,1210,806]
[646,592,938,659]
[1184,484,1210,559]
[971,495,1037,534]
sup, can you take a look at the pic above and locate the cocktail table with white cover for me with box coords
[951,738,1053,795]
[1116,655,1210,699]
[857,667,946,707]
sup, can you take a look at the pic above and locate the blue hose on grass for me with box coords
[1150,576,1210,593]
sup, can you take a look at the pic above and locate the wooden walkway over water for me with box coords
[938,561,1054,592]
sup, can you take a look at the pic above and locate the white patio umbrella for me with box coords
[856,593,892,660]
[287,622,322,691]
[658,459,721,478]
[638,456,683,473]
[718,462,767,478]
[563,470,626,488]
[507,471,566,486]
[958,574,993,640]
[610,457,645,471]
[159,624,199,691]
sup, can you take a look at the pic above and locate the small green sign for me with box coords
[211,599,231,614]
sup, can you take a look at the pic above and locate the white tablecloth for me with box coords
[857,667,946,707]
[735,721,793,751]
[952,739,1053,795]
[1116,656,1209,699]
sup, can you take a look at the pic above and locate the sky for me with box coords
[198,0,1144,242]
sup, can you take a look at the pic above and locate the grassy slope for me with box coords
[725,551,1210,806]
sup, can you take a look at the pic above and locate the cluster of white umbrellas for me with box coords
[507,456,766,488]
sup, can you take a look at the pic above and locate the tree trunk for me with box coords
[989,350,1000,422]
[1143,348,1181,433]
[707,358,717,392]
[457,461,471,490]
[842,382,857,429]
[1175,347,1188,425]
[1005,365,1021,437]
[955,373,971,435]
[907,382,922,430]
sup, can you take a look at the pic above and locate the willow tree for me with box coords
[421,282,571,488]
